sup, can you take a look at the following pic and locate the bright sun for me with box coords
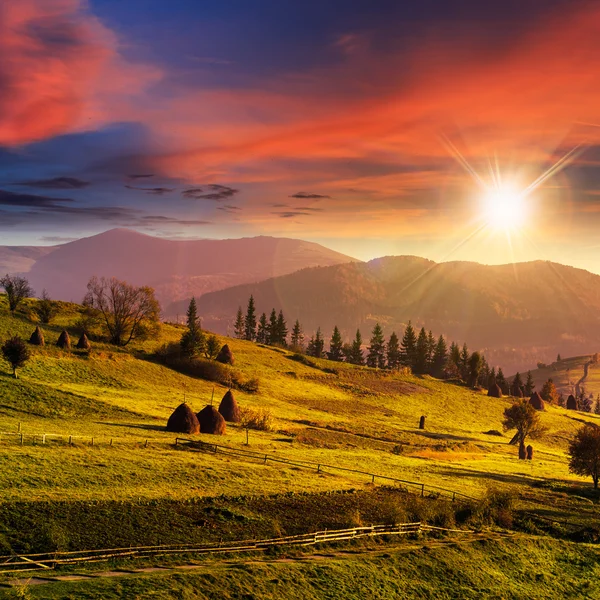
[482,184,527,232]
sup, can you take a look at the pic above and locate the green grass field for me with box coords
[1,294,600,597]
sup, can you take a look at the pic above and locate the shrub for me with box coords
[240,407,273,431]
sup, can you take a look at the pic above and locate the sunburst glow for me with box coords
[482,184,527,232]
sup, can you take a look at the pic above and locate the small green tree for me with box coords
[244,295,257,341]
[256,313,268,344]
[367,323,386,369]
[290,320,304,351]
[432,334,448,378]
[267,308,278,345]
[328,326,344,361]
[414,327,429,374]
[34,289,58,324]
[348,329,364,366]
[512,372,524,395]
[0,275,34,313]
[524,371,535,395]
[180,297,205,358]
[448,342,461,378]
[459,343,470,381]
[540,378,559,404]
[569,424,600,489]
[400,321,417,369]
[276,310,288,346]
[1,336,31,378]
[234,307,245,339]
[204,334,220,359]
[503,399,547,456]
[386,332,401,370]
[496,367,508,394]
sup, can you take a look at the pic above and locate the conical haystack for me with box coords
[218,390,240,423]
[511,383,523,398]
[487,383,502,398]
[529,391,545,411]
[56,330,71,350]
[197,405,226,435]
[76,332,91,350]
[166,403,200,434]
[216,344,234,365]
[566,394,578,410]
[29,326,45,346]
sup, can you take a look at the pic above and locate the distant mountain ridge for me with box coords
[195,256,600,372]
[0,246,56,275]
[16,229,357,306]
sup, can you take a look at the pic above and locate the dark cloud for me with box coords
[0,190,74,208]
[294,206,324,211]
[127,174,155,179]
[289,191,331,199]
[217,205,241,213]
[139,215,212,226]
[124,185,175,195]
[270,203,289,208]
[273,211,314,218]
[182,184,239,200]
[16,177,90,189]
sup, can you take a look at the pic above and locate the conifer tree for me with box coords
[244,295,257,341]
[348,329,364,365]
[267,308,278,345]
[488,366,497,388]
[180,297,205,358]
[386,332,401,370]
[512,372,524,395]
[448,342,461,377]
[496,367,508,394]
[306,336,316,357]
[426,330,435,369]
[468,351,482,387]
[234,307,245,339]
[256,313,268,344]
[540,378,559,404]
[367,323,386,368]
[479,355,490,387]
[276,310,288,346]
[328,326,344,361]
[459,343,470,381]
[432,334,448,378]
[524,371,535,395]
[414,327,429,374]
[400,321,417,369]
[313,327,325,358]
[290,320,304,350]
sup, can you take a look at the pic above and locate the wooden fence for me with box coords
[175,438,475,502]
[0,522,470,574]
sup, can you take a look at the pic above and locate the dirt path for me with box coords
[575,360,593,398]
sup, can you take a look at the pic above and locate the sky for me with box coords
[2,0,600,271]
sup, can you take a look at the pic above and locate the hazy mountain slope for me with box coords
[24,229,356,305]
[0,246,56,276]
[196,256,600,371]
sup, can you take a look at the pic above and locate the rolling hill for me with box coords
[17,229,356,307]
[0,245,56,275]
[195,256,600,372]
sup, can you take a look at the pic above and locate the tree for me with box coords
[312,328,325,358]
[512,372,524,395]
[524,371,535,395]
[348,329,364,365]
[290,320,304,351]
[1,336,30,378]
[488,367,497,388]
[414,327,429,374]
[276,310,288,346]
[180,297,205,358]
[84,277,160,346]
[426,330,436,370]
[432,335,448,378]
[204,334,220,359]
[557,353,562,362]
[244,296,257,341]
[267,308,278,345]
[234,307,245,339]
[386,332,401,370]
[256,313,268,344]
[459,343,470,381]
[328,326,344,361]
[496,367,508,394]
[448,342,461,378]
[468,351,483,387]
[34,290,58,324]
[503,399,547,456]
[569,424,600,489]
[540,378,559,405]
[0,275,34,313]
[478,355,490,387]
[367,323,386,369]
[400,321,417,369]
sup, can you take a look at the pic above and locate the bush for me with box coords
[240,407,273,431]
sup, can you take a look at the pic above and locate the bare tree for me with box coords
[84,276,160,346]
[0,275,34,312]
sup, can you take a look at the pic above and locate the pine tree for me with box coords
[448,342,461,377]
[342,343,353,362]
[488,366,497,388]
[557,353,562,362]
[386,332,401,370]
[512,372,524,396]
[541,378,559,404]
[244,295,257,341]
[290,320,304,351]
[267,308,278,345]
[306,336,316,357]
[414,327,429,374]
[400,321,417,369]
[367,323,386,368]
[426,330,435,370]
[459,343,470,381]
[276,310,288,346]
[468,351,482,387]
[496,367,508,394]
[479,355,490,387]
[328,326,344,361]
[234,307,245,339]
[256,313,268,344]
[524,371,535,395]
[432,334,448,378]
[348,329,364,365]
[314,327,325,358]
[180,297,205,358]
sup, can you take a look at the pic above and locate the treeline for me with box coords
[234,295,493,385]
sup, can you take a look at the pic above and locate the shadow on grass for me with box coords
[99,422,167,432]
[438,466,570,490]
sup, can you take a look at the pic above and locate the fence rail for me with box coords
[175,438,475,501]
[0,522,469,574]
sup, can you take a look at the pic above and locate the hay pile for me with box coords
[56,330,71,350]
[487,383,502,398]
[166,403,200,434]
[518,441,527,460]
[29,326,45,346]
[566,394,578,410]
[218,390,240,422]
[529,392,545,410]
[216,344,234,365]
[76,332,91,350]
[511,383,524,397]
[526,445,533,460]
[197,405,226,435]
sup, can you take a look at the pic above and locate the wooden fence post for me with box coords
[145,439,148,448]
[264,454,268,464]
[69,435,72,446]
[20,433,23,446]
[421,484,425,497]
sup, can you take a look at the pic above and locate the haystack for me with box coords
[566,394,578,410]
[487,383,502,398]
[216,344,234,365]
[166,403,200,434]
[518,441,527,460]
[56,330,71,350]
[197,405,226,435]
[529,392,545,411]
[29,326,45,346]
[218,390,240,422]
[76,332,91,350]
[526,445,533,460]
[511,383,524,398]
